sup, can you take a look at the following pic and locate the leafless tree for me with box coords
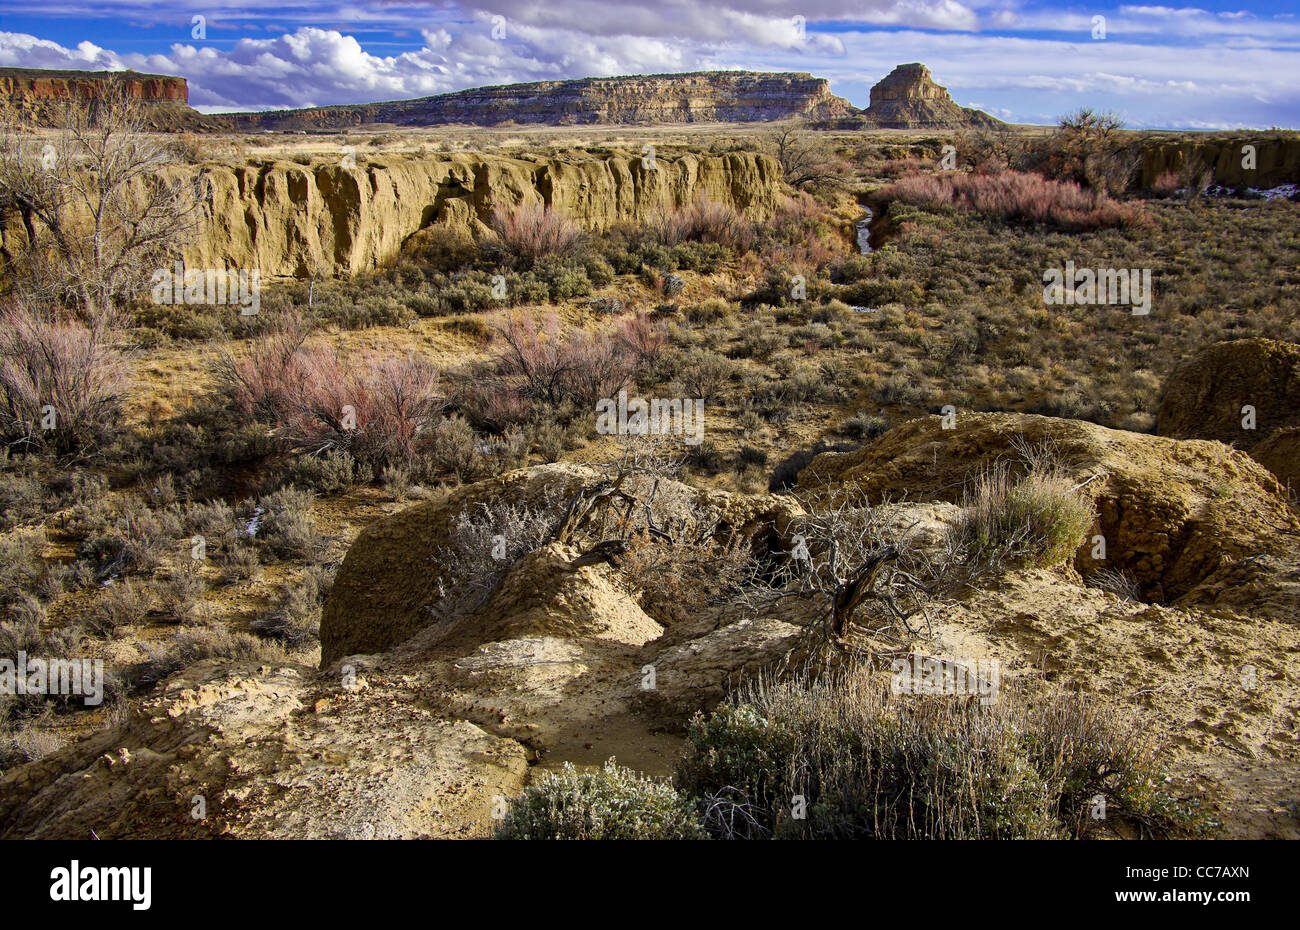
[0,80,206,324]
[768,124,849,191]
[740,486,968,653]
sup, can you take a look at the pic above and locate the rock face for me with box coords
[0,67,214,130]
[1157,338,1300,448]
[1140,136,1300,191]
[798,412,1300,606]
[1156,338,1300,490]
[186,150,785,277]
[818,63,1003,130]
[0,149,785,280]
[224,72,856,131]
[320,464,800,666]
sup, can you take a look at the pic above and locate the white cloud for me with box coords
[0,1,1297,129]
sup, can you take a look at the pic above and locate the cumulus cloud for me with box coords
[0,0,1296,128]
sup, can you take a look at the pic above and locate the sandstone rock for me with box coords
[1140,136,1300,191]
[222,72,856,131]
[798,412,1300,605]
[1157,338,1300,447]
[320,464,803,666]
[181,150,784,278]
[817,63,1003,130]
[0,67,216,131]
[1252,427,1300,493]
[0,661,529,839]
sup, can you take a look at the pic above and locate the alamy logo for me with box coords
[150,262,261,315]
[1043,261,1152,315]
[0,652,103,706]
[595,389,704,445]
[890,653,1000,705]
[50,860,151,910]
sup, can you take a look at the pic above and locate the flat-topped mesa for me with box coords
[223,71,857,130]
[0,67,219,130]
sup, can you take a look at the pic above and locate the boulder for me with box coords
[798,412,1299,604]
[320,464,802,666]
[1156,338,1300,450]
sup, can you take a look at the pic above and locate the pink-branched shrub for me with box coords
[489,203,586,265]
[879,170,1142,231]
[489,310,635,408]
[616,312,667,366]
[217,321,444,469]
[648,195,756,252]
[0,301,127,453]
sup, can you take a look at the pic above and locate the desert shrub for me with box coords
[408,226,479,272]
[878,170,1141,231]
[154,567,206,624]
[833,254,874,285]
[839,411,890,441]
[647,195,755,252]
[427,493,562,622]
[949,461,1094,570]
[1084,567,1144,602]
[219,543,262,585]
[88,580,150,634]
[0,469,43,531]
[496,760,705,840]
[280,448,373,493]
[489,203,586,266]
[131,626,285,691]
[250,566,329,647]
[419,415,494,482]
[0,530,47,608]
[675,348,733,402]
[0,302,127,454]
[216,318,446,475]
[1038,108,1139,196]
[675,669,1205,839]
[615,312,667,367]
[489,311,635,408]
[0,712,65,769]
[253,487,325,561]
[583,255,616,287]
[80,499,182,578]
[533,255,593,300]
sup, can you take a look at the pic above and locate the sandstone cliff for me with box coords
[815,63,1003,130]
[1139,135,1300,190]
[182,149,786,277]
[224,72,856,131]
[0,67,217,131]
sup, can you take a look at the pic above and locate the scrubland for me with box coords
[2,109,1297,839]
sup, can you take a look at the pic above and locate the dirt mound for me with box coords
[0,660,529,839]
[798,412,1299,604]
[320,464,801,666]
[1253,427,1300,493]
[1156,338,1300,451]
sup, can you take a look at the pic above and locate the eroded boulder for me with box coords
[798,412,1299,605]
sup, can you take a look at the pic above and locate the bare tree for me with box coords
[0,79,205,324]
[768,124,848,191]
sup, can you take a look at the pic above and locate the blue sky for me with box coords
[0,2,1296,129]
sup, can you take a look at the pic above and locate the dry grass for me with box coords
[675,665,1210,839]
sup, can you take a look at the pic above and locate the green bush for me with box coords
[496,760,705,840]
